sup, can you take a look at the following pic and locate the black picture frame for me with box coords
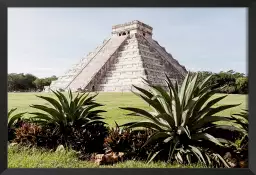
[1,0,255,175]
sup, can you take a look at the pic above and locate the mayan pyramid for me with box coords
[48,20,187,92]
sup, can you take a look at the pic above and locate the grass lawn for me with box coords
[8,92,247,127]
[8,145,207,168]
[8,92,247,168]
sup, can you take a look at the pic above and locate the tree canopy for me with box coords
[8,73,57,92]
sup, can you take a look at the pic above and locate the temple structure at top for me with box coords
[112,20,153,38]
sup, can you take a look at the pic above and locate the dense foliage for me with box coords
[103,122,155,160]
[197,70,248,94]
[121,73,243,167]
[8,73,57,92]
[14,122,43,146]
[67,122,109,158]
[29,90,107,143]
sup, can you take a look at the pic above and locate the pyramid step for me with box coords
[110,65,143,72]
[106,69,145,76]
[101,78,144,85]
[104,75,146,80]
[114,57,143,64]
[110,63,143,70]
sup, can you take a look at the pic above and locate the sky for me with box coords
[8,8,247,78]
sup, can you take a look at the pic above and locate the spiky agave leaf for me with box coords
[120,72,242,167]
[8,108,26,128]
[231,109,248,134]
[30,90,106,138]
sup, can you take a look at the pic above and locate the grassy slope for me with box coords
[8,92,247,127]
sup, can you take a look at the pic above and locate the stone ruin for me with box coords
[48,20,187,92]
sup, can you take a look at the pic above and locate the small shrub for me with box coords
[66,122,109,159]
[14,122,42,146]
[126,129,158,160]
[12,122,60,149]
[104,122,132,153]
[36,124,60,149]
[103,122,155,161]
[12,119,109,155]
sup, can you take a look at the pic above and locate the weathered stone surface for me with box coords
[49,20,187,92]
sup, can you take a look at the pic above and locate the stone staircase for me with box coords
[67,35,128,91]
[91,35,146,92]
[50,38,111,91]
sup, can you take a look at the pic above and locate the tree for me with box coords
[235,77,248,94]
[33,78,45,91]
[197,70,248,94]
[8,73,58,92]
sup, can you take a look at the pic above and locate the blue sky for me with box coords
[8,8,247,78]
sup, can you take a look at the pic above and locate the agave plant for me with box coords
[120,72,242,167]
[231,109,248,136]
[231,109,248,155]
[8,108,26,141]
[8,108,26,129]
[29,89,106,142]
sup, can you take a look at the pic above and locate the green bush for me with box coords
[66,122,109,159]
[29,90,106,143]
[197,70,248,94]
[103,122,155,160]
[235,77,248,94]
[26,89,108,154]
[104,122,132,153]
[14,122,43,146]
[121,72,242,167]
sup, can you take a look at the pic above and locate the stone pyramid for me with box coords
[49,20,187,92]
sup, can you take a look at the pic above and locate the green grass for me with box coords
[8,145,207,168]
[8,92,247,127]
